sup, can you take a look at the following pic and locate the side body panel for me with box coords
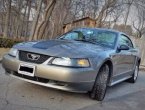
[110,33,138,86]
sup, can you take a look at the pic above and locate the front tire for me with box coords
[89,64,109,101]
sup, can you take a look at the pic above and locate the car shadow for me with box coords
[8,71,145,104]
[23,79,141,102]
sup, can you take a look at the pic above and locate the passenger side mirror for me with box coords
[117,45,129,52]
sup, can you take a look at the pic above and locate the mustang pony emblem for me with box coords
[27,53,40,60]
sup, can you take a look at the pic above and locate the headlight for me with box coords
[51,57,90,67]
[8,48,18,57]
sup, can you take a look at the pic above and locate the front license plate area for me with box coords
[18,64,35,77]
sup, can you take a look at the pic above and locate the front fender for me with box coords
[89,55,114,85]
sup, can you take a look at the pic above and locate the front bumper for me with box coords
[2,55,96,92]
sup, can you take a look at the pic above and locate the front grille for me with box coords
[13,72,67,86]
[19,51,50,64]
[13,72,49,83]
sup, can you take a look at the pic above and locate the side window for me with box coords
[119,35,134,48]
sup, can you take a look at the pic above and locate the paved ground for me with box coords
[0,64,145,110]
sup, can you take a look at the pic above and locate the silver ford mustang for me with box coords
[2,28,141,101]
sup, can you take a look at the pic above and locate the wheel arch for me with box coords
[103,59,113,84]
[89,59,113,100]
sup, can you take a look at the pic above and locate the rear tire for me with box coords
[89,64,109,101]
[128,62,139,83]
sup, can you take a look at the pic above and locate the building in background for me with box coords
[63,17,96,33]
[63,17,133,36]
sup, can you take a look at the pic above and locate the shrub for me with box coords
[0,37,22,48]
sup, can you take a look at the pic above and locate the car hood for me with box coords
[14,40,111,58]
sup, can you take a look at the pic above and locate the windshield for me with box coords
[59,28,117,48]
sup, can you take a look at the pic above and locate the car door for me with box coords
[115,34,136,76]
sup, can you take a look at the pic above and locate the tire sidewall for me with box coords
[90,64,109,101]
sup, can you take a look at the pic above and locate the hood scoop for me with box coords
[32,40,69,49]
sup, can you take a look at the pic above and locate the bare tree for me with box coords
[95,0,117,27]
[25,0,32,39]
[3,0,11,38]
[51,0,72,38]
[1,0,145,41]
[29,0,43,41]
[30,0,56,40]
[133,1,145,38]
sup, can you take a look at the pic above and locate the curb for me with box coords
[139,65,145,71]
[140,67,145,71]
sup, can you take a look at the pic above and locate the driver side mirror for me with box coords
[117,44,129,52]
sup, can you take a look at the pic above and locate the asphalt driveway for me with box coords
[0,64,145,110]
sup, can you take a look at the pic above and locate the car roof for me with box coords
[73,27,128,36]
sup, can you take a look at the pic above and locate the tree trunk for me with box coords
[3,0,12,38]
[124,0,134,31]
[29,0,43,41]
[25,0,32,40]
[34,0,56,40]
[20,3,27,38]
